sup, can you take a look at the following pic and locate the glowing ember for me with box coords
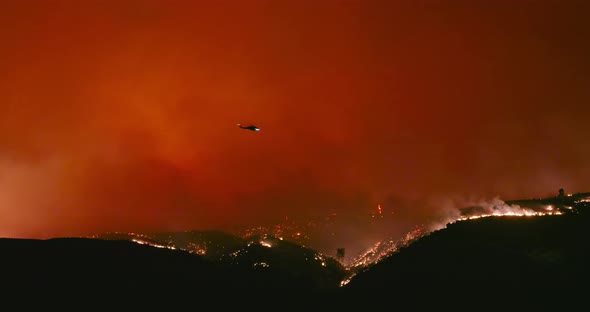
[253,262,270,268]
[259,240,272,248]
[340,277,352,287]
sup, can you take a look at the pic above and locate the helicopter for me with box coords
[237,123,260,131]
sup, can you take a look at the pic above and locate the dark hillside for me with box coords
[0,235,346,298]
[2,204,588,307]
[344,214,589,303]
[0,238,236,294]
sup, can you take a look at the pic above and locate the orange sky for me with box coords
[1,0,589,238]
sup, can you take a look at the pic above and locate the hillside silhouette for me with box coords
[1,192,589,307]
[93,230,246,261]
[0,235,346,298]
[343,213,589,306]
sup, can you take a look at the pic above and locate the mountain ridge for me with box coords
[1,192,588,306]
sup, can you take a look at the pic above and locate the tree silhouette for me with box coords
[336,248,345,262]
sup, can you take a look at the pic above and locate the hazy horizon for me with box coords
[1,0,589,239]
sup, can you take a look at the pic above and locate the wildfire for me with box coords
[343,202,567,282]
[259,240,272,248]
[454,206,563,222]
[90,194,581,290]
[347,226,426,271]
[456,210,562,221]
[131,239,176,250]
